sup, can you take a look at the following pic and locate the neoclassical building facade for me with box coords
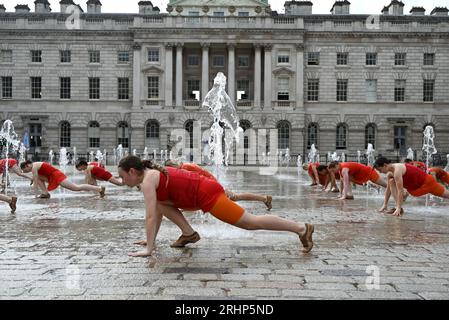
[1,0,449,162]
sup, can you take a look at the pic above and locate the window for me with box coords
[118,78,129,100]
[89,77,100,100]
[278,52,290,64]
[337,52,348,65]
[60,77,71,99]
[117,122,129,148]
[423,79,434,102]
[307,123,318,149]
[337,79,348,102]
[89,50,100,63]
[31,77,42,99]
[213,55,225,67]
[336,124,347,150]
[147,76,159,99]
[277,77,289,101]
[395,53,406,66]
[146,120,160,139]
[60,50,71,63]
[238,12,249,16]
[238,55,249,67]
[277,121,290,150]
[187,55,200,66]
[239,120,251,151]
[185,120,194,149]
[237,79,250,100]
[394,80,405,102]
[307,79,319,102]
[1,50,12,63]
[148,48,160,62]
[29,123,42,148]
[186,79,200,99]
[424,53,435,66]
[118,51,130,63]
[59,121,71,148]
[366,80,377,102]
[366,53,377,65]
[188,11,199,16]
[88,121,100,148]
[365,124,376,149]
[1,77,12,99]
[307,52,320,65]
[213,12,224,16]
[31,50,42,63]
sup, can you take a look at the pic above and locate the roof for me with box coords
[430,7,448,15]
[331,0,351,12]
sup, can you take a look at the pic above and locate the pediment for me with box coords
[142,65,164,73]
[272,66,295,76]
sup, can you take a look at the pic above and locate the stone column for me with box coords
[175,43,184,108]
[165,43,174,108]
[263,44,272,109]
[296,44,304,110]
[201,42,210,102]
[132,43,142,108]
[254,43,262,108]
[227,43,236,104]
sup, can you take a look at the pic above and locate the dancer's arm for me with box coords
[379,175,392,212]
[338,168,350,200]
[393,168,405,216]
[129,171,161,257]
[12,167,33,181]
[312,166,320,185]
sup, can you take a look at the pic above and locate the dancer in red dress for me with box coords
[76,160,123,186]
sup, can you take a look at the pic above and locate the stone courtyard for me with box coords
[0,167,448,300]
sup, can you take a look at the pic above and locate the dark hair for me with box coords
[317,165,328,173]
[118,155,168,176]
[328,161,339,169]
[164,159,181,168]
[20,160,32,170]
[404,158,413,163]
[75,159,88,168]
[374,157,391,168]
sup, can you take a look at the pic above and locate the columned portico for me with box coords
[132,43,142,108]
[227,43,236,104]
[201,42,210,102]
[254,44,262,109]
[165,43,174,108]
[175,43,183,107]
[263,44,272,109]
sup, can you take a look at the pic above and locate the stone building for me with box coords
[0,0,448,163]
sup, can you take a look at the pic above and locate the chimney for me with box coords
[284,1,313,15]
[15,4,30,13]
[60,0,75,13]
[430,7,449,16]
[387,0,404,16]
[409,7,425,16]
[138,1,156,14]
[86,0,101,13]
[381,6,388,15]
[0,4,6,13]
[34,0,51,13]
[331,0,350,15]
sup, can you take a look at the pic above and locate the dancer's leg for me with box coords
[60,179,103,193]
[108,177,123,186]
[231,193,272,209]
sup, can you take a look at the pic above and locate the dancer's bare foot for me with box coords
[37,194,50,199]
[99,186,106,198]
[378,205,387,213]
[299,223,314,253]
[386,208,404,216]
[9,196,17,213]
[264,195,272,210]
[134,240,147,246]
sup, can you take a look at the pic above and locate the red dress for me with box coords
[156,167,224,212]
[89,162,105,169]
[0,159,17,174]
[38,163,67,191]
[180,163,216,180]
[91,166,113,181]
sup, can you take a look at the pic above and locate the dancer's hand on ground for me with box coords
[378,205,387,213]
[133,240,147,246]
[392,208,403,216]
[128,249,152,257]
[337,196,346,201]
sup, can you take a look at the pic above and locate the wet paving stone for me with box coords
[1,167,449,299]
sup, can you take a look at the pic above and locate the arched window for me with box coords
[307,123,318,149]
[277,121,290,150]
[145,120,160,150]
[336,123,347,150]
[59,121,71,147]
[365,123,376,149]
[185,120,194,149]
[239,120,252,150]
[117,121,129,148]
[146,120,160,139]
[88,121,100,148]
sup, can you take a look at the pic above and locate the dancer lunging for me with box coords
[118,156,314,257]
[76,160,123,186]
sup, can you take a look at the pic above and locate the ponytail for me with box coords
[118,155,168,176]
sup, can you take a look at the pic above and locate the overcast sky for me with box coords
[1,0,448,14]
